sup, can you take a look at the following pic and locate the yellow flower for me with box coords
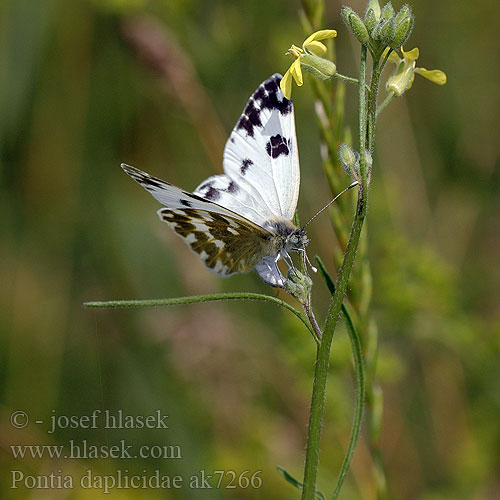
[280,30,337,99]
[385,47,447,97]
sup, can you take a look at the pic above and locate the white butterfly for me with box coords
[122,74,310,288]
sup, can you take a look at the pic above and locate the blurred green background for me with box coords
[1,0,499,498]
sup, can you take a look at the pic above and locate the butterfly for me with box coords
[122,73,312,288]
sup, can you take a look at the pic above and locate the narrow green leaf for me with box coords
[84,292,317,339]
[277,466,326,500]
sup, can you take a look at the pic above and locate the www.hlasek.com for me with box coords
[11,440,181,460]
[11,469,264,493]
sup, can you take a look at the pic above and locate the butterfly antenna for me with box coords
[302,181,359,230]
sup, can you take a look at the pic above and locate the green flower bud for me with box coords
[301,53,337,80]
[350,12,370,44]
[395,4,412,24]
[341,6,370,44]
[339,143,360,178]
[381,2,395,20]
[340,6,355,26]
[380,17,396,44]
[284,269,312,304]
[364,8,377,34]
[390,16,414,49]
[371,22,383,41]
[367,0,381,21]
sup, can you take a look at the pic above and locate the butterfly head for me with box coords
[286,228,310,252]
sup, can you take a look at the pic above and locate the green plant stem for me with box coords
[331,73,371,94]
[367,60,383,153]
[315,258,365,500]
[365,55,390,500]
[333,73,359,85]
[301,45,369,500]
[84,292,317,341]
[304,302,323,341]
[376,90,394,117]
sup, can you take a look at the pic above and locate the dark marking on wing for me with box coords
[235,74,292,137]
[241,158,253,175]
[266,134,289,158]
[121,164,172,190]
[158,208,274,275]
[204,186,221,201]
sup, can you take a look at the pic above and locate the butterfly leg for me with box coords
[300,249,318,274]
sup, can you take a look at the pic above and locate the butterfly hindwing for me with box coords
[194,74,300,225]
[158,207,273,276]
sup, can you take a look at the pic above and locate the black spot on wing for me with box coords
[265,134,289,159]
[227,181,238,193]
[240,158,253,175]
[237,115,257,137]
[197,181,220,201]
[180,199,192,207]
[244,101,262,127]
[203,187,220,201]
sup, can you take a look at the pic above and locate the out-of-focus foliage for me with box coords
[1,0,498,498]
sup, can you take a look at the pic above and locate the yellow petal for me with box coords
[303,29,337,46]
[290,58,303,86]
[402,47,419,60]
[388,50,401,64]
[280,70,293,99]
[415,68,447,85]
[306,40,328,56]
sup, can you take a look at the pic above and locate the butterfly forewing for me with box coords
[122,163,247,221]
[194,74,300,225]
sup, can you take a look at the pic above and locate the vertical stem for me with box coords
[364,58,389,500]
[301,46,368,500]
[367,61,382,153]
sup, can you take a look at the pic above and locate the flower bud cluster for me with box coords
[284,268,312,305]
[341,1,414,58]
